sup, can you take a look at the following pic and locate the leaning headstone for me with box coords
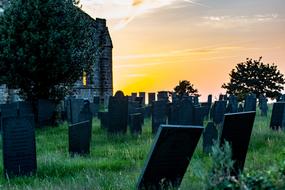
[244,93,257,111]
[269,102,285,130]
[220,111,256,176]
[137,125,204,190]
[69,120,92,156]
[2,116,37,177]
[148,93,156,105]
[211,101,227,124]
[129,113,143,135]
[203,122,218,154]
[258,95,268,117]
[152,100,168,134]
[108,91,128,134]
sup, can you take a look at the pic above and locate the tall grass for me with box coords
[0,107,284,189]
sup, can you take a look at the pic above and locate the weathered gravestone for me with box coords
[193,106,207,126]
[137,125,204,190]
[37,99,57,127]
[258,95,268,117]
[210,101,227,124]
[79,101,93,123]
[152,100,168,134]
[269,102,285,130]
[244,94,257,111]
[144,105,152,118]
[129,113,143,135]
[227,95,238,113]
[108,91,128,134]
[238,104,244,112]
[89,102,99,117]
[69,120,92,156]
[2,116,37,177]
[203,122,218,154]
[168,99,194,125]
[148,93,156,105]
[220,111,256,176]
[193,96,199,105]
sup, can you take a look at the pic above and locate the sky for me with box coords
[80,0,285,100]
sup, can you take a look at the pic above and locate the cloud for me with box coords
[80,0,202,29]
[200,14,280,29]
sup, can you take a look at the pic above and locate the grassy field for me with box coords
[0,108,284,189]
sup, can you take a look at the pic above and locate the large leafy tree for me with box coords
[174,80,199,97]
[0,0,96,102]
[222,57,285,100]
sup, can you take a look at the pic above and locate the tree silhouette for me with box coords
[174,80,199,97]
[222,57,285,100]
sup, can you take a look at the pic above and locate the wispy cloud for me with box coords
[80,0,202,29]
[200,14,280,29]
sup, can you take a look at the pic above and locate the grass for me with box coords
[0,106,284,190]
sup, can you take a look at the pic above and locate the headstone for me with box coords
[203,122,218,154]
[2,116,37,177]
[67,99,84,124]
[218,94,224,101]
[152,100,168,134]
[37,99,57,127]
[139,92,146,105]
[148,93,156,105]
[258,95,268,117]
[144,105,152,118]
[69,120,92,156]
[210,101,227,124]
[227,95,238,113]
[157,91,169,102]
[168,99,194,125]
[244,93,257,112]
[131,92,137,101]
[93,96,100,104]
[238,104,243,112]
[129,113,142,135]
[269,102,285,130]
[220,111,256,176]
[108,92,128,134]
[137,125,204,189]
[135,97,144,107]
[79,101,93,123]
[193,106,204,126]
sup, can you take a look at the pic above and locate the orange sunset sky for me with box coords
[81,0,285,100]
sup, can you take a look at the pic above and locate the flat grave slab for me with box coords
[220,111,256,175]
[137,124,204,189]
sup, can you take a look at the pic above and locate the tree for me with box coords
[174,80,199,97]
[0,0,96,102]
[222,57,285,100]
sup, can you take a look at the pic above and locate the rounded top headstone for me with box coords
[115,91,125,98]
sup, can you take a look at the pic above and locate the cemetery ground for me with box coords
[0,108,284,189]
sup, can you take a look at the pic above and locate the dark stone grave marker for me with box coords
[259,95,268,117]
[139,92,146,105]
[193,96,199,105]
[108,92,128,134]
[131,92,137,101]
[129,113,143,135]
[220,111,256,176]
[269,102,285,130]
[68,99,84,124]
[227,95,238,113]
[93,96,100,104]
[98,111,109,129]
[203,122,218,154]
[168,99,194,126]
[2,116,37,177]
[79,101,93,123]
[244,94,257,111]
[148,93,156,105]
[152,100,168,134]
[210,101,227,124]
[69,120,92,156]
[157,91,169,102]
[137,125,204,190]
